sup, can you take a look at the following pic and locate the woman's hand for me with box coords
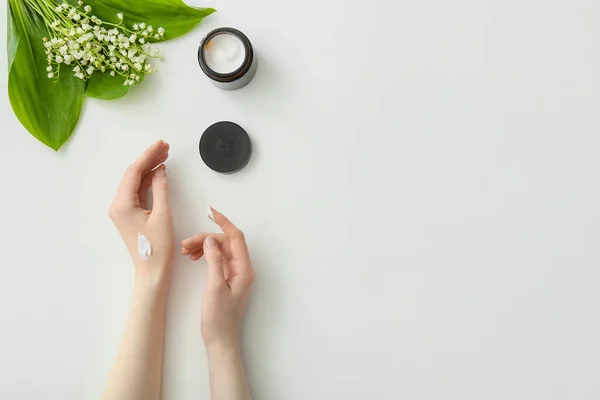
[182,208,254,399]
[109,140,174,285]
[103,141,174,400]
[181,208,255,348]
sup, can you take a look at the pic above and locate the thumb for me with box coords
[204,236,226,289]
[151,165,170,213]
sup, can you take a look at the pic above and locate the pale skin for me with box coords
[102,140,254,400]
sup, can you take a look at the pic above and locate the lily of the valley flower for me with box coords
[37,1,165,87]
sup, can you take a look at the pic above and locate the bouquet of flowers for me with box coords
[7,0,215,150]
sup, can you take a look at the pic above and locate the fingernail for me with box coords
[155,168,166,177]
[204,236,216,247]
[207,206,215,221]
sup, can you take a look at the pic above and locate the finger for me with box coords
[182,233,232,260]
[150,165,170,214]
[116,141,169,205]
[203,237,227,289]
[116,142,169,210]
[138,171,154,210]
[189,249,204,261]
[139,155,169,209]
[182,233,225,249]
[208,207,250,261]
[135,141,169,173]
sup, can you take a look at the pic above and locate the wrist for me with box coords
[134,263,171,293]
[205,338,242,360]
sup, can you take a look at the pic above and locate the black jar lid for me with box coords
[200,121,252,173]
[198,28,254,83]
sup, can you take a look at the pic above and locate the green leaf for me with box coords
[86,72,130,100]
[7,2,19,70]
[90,0,216,41]
[86,71,147,100]
[7,0,85,151]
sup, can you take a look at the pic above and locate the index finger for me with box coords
[116,140,169,203]
[208,207,250,261]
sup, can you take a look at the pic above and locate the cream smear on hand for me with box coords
[137,233,152,261]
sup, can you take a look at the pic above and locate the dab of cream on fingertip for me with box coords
[207,207,215,221]
[137,233,152,261]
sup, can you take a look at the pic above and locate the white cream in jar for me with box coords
[204,33,246,74]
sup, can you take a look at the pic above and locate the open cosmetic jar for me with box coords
[198,27,257,90]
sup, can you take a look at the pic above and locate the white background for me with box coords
[1,0,600,398]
